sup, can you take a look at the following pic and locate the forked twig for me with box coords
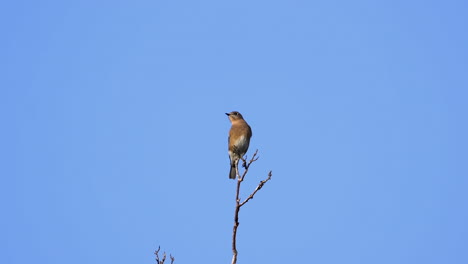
[155,246,174,264]
[231,150,272,264]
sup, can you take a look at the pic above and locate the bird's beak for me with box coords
[225,113,230,116]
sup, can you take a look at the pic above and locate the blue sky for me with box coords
[2,0,468,263]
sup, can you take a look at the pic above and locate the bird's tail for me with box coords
[229,163,237,179]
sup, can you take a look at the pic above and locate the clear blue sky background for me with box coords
[2,1,467,263]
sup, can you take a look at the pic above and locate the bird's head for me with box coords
[225,111,245,122]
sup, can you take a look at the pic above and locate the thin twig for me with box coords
[231,150,272,264]
[155,246,174,264]
[240,171,272,207]
[232,168,241,264]
[155,247,165,264]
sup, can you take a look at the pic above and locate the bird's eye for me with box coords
[234,112,238,115]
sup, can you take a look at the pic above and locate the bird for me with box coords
[226,111,252,179]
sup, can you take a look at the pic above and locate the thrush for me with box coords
[226,111,252,179]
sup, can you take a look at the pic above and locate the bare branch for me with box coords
[155,246,174,264]
[240,171,272,207]
[239,149,259,181]
[231,150,272,264]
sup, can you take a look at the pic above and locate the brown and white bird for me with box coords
[226,111,252,179]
